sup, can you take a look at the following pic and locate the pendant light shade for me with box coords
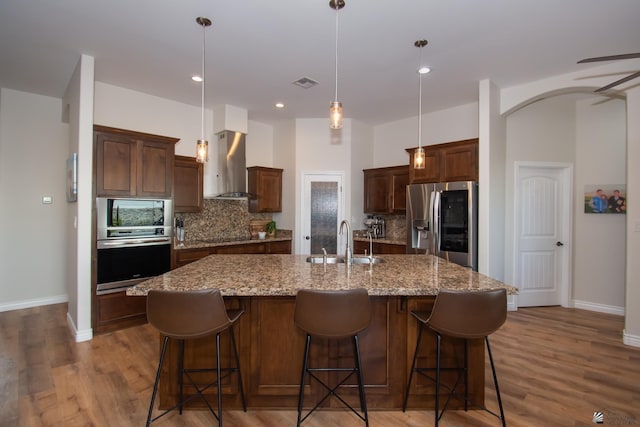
[414,39,428,170]
[329,0,345,129]
[195,16,212,163]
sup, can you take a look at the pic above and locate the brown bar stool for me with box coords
[145,289,246,427]
[403,289,507,426]
[294,288,372,427]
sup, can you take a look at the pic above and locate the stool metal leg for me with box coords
[146,336,169,427]
[403,323,424,411]
[353,335,369,427]
[228,325,247,412]
[486,336,506,427]
[297,334,311,427]
[435,332,442,427]
[216,332,222,427]
[178,339,185,414]
[464,339,468,412]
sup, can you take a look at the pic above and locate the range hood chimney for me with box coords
[217,130,252,198]
[212,105,252,199]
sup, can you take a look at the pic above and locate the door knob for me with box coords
[556,241,564,247]
[305,236,311,240]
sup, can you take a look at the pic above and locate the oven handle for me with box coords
[97,237,171,249]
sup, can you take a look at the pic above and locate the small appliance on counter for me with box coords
[364,215,386,239]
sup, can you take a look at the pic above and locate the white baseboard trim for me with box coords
[573,300,625,316]
[623,330,640,348]
[66,312,93,342]
[507,295,518,311]
[0,294,68,313]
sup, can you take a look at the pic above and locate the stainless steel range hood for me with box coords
[216,130,253,199]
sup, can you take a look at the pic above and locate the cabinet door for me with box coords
[95,132,137,196]
[364,170,391,213]
[174,155,203,213]
[94,126,178,197]
[408,147,440,184]
[391,168,409,212]
[173,248,213,269]
[440,142,478,182]
[267,240,292,254]
[215,243,266,254]
[137,140,174,198]
[248,167,283,213]
[330,297,406,408]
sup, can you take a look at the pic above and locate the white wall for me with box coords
[294,119,353,254]
[62,55,94,342]
[373,102,478,167]
[574,97,626,312]
[350,119,373,226]
[624,87,640,346]
[479,80,506,280]
[503,94,626,313]
[0,89,69,311]
[272,120,296,234]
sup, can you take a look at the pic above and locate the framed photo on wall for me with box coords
[66,153,77,202]
[584,184,626,214]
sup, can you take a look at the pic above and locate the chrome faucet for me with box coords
[339,219,352,265]
[367,230,374,260]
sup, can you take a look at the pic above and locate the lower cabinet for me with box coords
[156,295,483,410]
[173,239,293,269]
[353,240,406,254]
[94,291,147,334]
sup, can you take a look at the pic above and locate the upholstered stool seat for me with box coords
[294,288,372,426]
[403,288,507,426]
[145,289,246,427]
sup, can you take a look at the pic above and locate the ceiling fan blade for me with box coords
[578,53,640,64]
[595,70,640,92]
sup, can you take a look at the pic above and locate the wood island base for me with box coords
[157,295,485,411]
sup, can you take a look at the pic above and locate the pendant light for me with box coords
[414,39,429,170]
[329,0,345,130]
[195,17,212,163]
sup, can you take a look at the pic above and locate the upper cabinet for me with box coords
[247,166,283,213]
[363,165,409,214]
[94,125,178,198]
[174,155,203,213]
[406,138,478,184]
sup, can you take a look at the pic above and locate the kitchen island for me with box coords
[128,254,516,411]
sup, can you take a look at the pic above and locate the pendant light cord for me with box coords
[334,4,339,102]
[201,20,206,140]
[417,45,424,150]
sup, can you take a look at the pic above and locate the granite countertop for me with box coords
[127,254,517,297]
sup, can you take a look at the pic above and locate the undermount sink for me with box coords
[306,255,343,264]
[352,256,385,264]
[305,255,385,265]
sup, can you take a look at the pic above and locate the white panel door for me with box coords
[514,163,572,307]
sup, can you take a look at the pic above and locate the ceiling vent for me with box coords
[292,76,319,89]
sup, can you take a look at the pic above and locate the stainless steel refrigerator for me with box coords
[406,181,479,270]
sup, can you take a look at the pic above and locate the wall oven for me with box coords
[96,198,173,295]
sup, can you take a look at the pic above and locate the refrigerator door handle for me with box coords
[433,191,441,255]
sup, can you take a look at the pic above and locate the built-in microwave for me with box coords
[96,197,173,241]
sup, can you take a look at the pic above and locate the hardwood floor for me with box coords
[1,304,639,426]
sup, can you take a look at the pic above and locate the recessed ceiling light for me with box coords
[275,102,285,109]
[418,66,431,75]
[192,75,203,82]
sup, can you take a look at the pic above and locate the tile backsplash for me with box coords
[177,199,272,242]
[177,199,407,244]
